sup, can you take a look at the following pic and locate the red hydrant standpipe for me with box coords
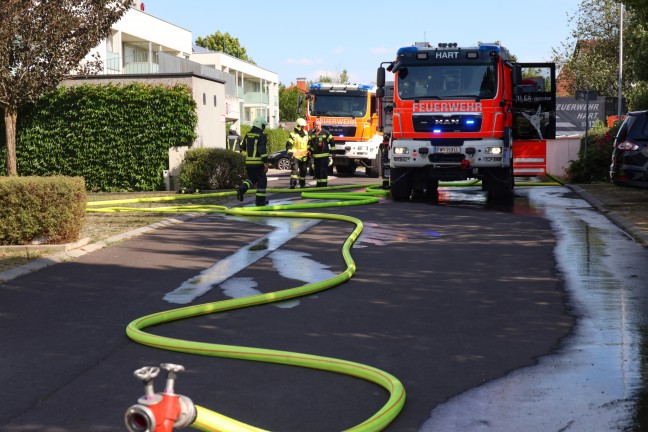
[125,363,196,432]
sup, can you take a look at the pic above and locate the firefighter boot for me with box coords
[256,197,269,207]
[299,180,306,188]
[236,183,248,201]
[290,179,296,189]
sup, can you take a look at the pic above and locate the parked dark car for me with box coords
[610,110,648,187]
[267,150,292,170]
[267,150,320,176]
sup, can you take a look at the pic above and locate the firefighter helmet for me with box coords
[296,118,307,127]
[252,116,267,130]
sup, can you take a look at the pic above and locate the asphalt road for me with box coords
[0,172,576,431]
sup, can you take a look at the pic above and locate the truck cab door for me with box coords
[512,62,556,141]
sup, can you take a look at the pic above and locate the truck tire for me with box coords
[425,179,439,199]
[336,164,357,176]
[484,166,514,200]
[366,149,383,178]
[390,168,411,201]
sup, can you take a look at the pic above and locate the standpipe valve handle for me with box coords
[124,363,196,432]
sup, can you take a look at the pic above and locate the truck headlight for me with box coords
[393,147,410,155]
[486,147,502,155]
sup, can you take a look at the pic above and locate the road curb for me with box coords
[0,213,203,284]
[568,184,648,248]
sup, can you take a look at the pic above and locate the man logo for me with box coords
[435,118,460,125]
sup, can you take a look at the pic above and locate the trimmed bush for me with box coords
[566,121,620,183]
[0,176,86,245]
[178,148,245,190]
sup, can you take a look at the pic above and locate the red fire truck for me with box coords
[376,42,556,200]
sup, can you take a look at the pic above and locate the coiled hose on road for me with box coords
[87,178,562,431]
[89,185,405,431]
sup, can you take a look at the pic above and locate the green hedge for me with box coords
[566,121,620,183]
[0,176,86,245]
[0,83,197,191]
[240,124,290,154]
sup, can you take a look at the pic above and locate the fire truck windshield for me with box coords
[396,64,497,101]
[309,95,368,118]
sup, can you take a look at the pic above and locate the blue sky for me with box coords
[146,0,582,86]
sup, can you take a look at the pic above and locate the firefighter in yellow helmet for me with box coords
[308,118,334,188]
[286,118,309,188]
[236,116,269,206]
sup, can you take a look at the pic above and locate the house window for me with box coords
[213,95,217,107]
[203,93,206,105]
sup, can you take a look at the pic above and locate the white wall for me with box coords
[547,137,581,178]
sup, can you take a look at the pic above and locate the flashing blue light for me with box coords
[397,46,418,56]
[479,44,501,53]
[359,84,374,91]
[310,83,322,90]
[465,119,475,125]
[433,128,442,134]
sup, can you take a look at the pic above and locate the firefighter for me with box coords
[286,118,309,188]
[308,118,334,188]
[226,127,242,152]
[236,116,269,206]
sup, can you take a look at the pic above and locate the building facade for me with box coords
[79,2,279,146]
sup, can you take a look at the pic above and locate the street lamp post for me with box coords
[618,3,624,120]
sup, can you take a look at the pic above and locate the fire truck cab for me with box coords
[376,42,555,201]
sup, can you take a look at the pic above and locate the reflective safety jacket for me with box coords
[308,128,334,159]
[241,126,268,165]
[286,128,309,161]
[227,132,242,152]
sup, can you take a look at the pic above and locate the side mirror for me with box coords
[376,87,385,98]
[297,94,303,115]
[512,64,522,86]
[377,67,386,88]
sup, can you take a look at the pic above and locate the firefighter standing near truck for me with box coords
[286,118,310,189]
[308,118,334,188]
[236,116,269,206]
[227,127,242,152]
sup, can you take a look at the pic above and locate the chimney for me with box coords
[296,77,307,92]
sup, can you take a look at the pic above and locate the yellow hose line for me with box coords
[113,186,404,431]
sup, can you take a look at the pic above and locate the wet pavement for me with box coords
[421,186,648,431]
[1,174,647,431]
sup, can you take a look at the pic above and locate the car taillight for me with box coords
[617,141,639,151]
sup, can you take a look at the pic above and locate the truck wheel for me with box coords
[336,164,357,176]
[486,166,514,200]
[390,168,411,201]
[366,149,383,178]
[425,179,439,199]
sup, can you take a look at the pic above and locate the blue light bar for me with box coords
[479,44,501,53]
[433,128,442,134]
[465,119,475,125]
[397,46,418,56]
[310,83,322,90]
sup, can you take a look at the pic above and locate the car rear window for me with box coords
[626,114,648,141]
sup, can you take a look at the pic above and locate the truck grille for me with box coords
[413,114,482,133]
[327,125,357,139]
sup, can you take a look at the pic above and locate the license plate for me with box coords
[435,146,461,153]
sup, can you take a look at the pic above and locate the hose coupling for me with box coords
[125,363,196,432]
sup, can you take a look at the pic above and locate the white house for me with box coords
[64,2,281,188]
[73,1,279,147]
[191,46,279,130]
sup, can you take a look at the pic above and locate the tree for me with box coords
[195,32,256,65]
[278,83,304,122]
[0,0,130,176]
[316,68,351,84]
[551,0,631,97]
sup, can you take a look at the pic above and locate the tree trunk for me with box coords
[3,107,18,176]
